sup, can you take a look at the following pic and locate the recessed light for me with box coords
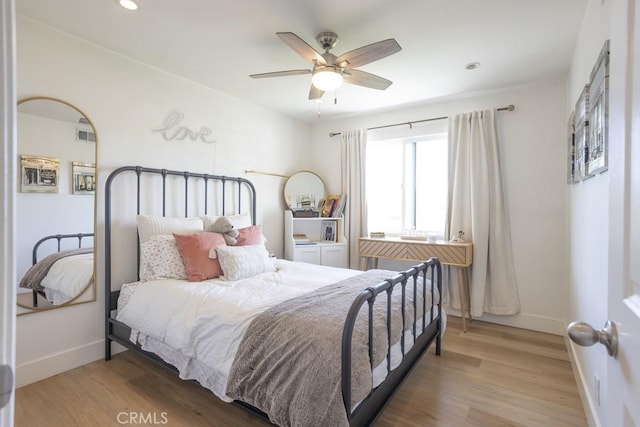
[117,0,139,11]
[465,62,481,70]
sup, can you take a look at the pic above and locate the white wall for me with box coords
[309,77,569,334]
[566,0,611,425]
[15,16,310,387]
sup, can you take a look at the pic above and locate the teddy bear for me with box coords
[209,216,239,245]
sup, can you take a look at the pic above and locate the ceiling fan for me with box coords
[249,32,402,100]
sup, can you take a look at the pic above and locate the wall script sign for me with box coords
[153,111,217,143]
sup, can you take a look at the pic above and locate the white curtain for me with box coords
[341,129,368,270]
[447,109,520,316]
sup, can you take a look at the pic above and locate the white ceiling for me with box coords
[16,0,587,123]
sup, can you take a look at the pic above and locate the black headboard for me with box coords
[32,232,94,264]
[104,165,257,316]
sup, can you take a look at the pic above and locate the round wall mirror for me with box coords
[284,171,326,210]
[16,96,97,314]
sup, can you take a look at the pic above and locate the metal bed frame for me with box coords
[104,165,443,427]
[30,232,94,307]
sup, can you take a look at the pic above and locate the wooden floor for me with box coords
[15,317,587,427]
[16,291,52,308]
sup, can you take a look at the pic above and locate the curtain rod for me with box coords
[328,104,515,138]
[244,169,289,178]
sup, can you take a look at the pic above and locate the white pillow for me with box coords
[202,213,252,231]
[216,245,275,281]
[139,234,188,281]
[137,215,204,243]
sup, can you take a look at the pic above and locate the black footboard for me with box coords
[342,258,442,427]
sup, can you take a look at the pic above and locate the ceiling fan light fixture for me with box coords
[311,68,343,91]
[117,0,139,11]
[250,32,401,98]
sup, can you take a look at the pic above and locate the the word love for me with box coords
[153,111,217,144]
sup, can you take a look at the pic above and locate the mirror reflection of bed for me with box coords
[16,97,98,313]
[17,233,95,308]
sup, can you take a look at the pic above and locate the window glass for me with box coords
[366,133,447,236]
[366,139,405,233]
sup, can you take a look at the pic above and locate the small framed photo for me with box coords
[573,85,591,181]
[72,161,96,195]
[321,219,337,242]
[20,155,59,193]
[566,111,577,184]
[586,40,609,175]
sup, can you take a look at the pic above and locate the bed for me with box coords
[104,166,443,427]
[19,232,94,307]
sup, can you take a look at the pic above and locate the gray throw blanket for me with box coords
[19,247,92,292]
[226,269,428,427]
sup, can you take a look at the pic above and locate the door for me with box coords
[0,0,17,425]
[607,0,640,425]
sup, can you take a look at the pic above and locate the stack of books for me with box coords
[317,194,348,218]
[293,233,316,245]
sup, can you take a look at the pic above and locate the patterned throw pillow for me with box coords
[139,234,188,281]
[215,245,275,281]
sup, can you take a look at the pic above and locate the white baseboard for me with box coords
[447,308,565,335]
[564,335,601,427]
[15,340,126,388]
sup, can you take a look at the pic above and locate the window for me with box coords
[366,133,448,237]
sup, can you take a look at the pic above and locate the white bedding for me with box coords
[116,259,443,403]
[41,252,94,304]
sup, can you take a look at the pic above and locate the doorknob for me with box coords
[567,320,618,357]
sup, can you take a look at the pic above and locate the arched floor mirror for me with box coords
[16,96,97,314]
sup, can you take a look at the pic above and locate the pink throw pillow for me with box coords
[173,232,227,281]
[235,225,263,246]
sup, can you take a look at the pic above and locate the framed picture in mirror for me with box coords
[72,161,96,195]
[20,155,59,193]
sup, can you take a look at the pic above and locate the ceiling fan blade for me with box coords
[335,38,401,69]
[277,32,326,65]
[250,69,312,79]
[344,69,393,90]
[308,85,325,100]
